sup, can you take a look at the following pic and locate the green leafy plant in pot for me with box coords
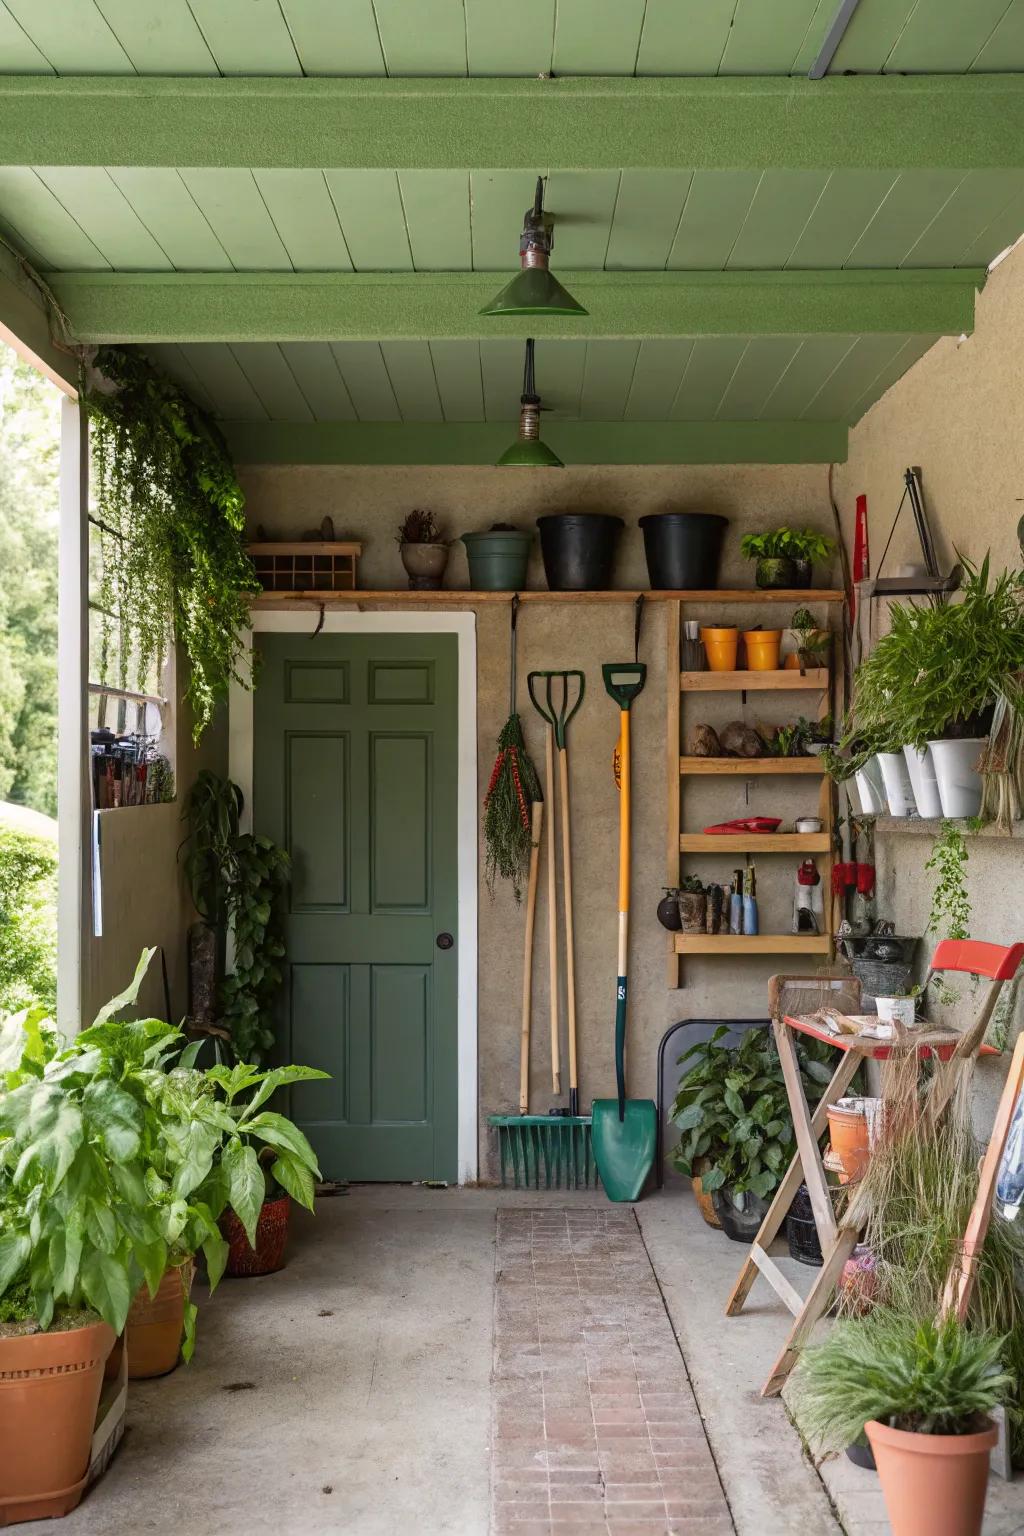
[670,1026,831,1241]
[740,528,835,590]
[183,771,290,1063]
[794,1310,1009,1536]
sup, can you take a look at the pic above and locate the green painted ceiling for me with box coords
[3,0,1024,77]
[3,166,1023,275]
[2,4,1023,462]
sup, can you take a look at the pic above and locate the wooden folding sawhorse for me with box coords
[725,940,1023,1398]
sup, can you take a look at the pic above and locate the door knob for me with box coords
[436,932,454,950]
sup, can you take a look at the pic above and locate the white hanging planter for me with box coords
[902,745,943,819]
[928,737,986,818]
[853,756,887,816]
[877,751,917,817]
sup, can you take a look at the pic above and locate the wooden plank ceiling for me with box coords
[2,0,1024,77]
[1,1,1023,461]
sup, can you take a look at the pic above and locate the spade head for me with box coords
[591,1098,657,1202]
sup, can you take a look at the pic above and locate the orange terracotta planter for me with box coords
[126,1264,188,1379]
[691,1168,722,1229]
[827,1103,870,1185]
[866,1418,997,1536]
[0,1317,114,1525]
[743,629,782,670]
[700,626,739,671]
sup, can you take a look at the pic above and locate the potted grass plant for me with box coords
[794,1310,1009,1536]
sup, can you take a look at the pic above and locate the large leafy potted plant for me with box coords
[670,1026,829,1241]
[183,771,290,1062]
[795,1310,1009,1536]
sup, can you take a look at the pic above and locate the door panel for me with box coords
[253,631,459,1182]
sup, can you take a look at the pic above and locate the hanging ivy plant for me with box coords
[85,347,259,740]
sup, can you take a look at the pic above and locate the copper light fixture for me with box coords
[497,338,563,467]
[480,177,588,317]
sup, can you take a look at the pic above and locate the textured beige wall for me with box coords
[239,463,840,1178]
[80,659,226,1025]
[837,239,1024,1120]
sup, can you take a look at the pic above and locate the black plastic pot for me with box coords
[638,512,728,590]
[791,557,813,588]
[755,555,797,589]
[713,1188,769,1243]
[786,1183,824,1267]
[537,513,624,591]
[845,1437,877,1471]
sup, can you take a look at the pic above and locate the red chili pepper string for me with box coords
[508,748,530,831]
[484,748,506,805]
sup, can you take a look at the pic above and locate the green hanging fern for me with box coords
[85,348,259,740]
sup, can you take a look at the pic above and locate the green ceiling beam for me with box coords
[224,420,847,467]
[51,270,979,345]
[1,75,1023,171]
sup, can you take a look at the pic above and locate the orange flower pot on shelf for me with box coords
[700,626,739,671]
[742,629,782,670]
[865,1418,997,1536]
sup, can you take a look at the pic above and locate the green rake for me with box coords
[488,1114,600,1190]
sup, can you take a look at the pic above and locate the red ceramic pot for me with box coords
[221,1194,291,1278]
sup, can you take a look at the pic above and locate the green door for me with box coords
[253,631,459,1182]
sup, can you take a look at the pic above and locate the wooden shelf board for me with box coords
[680,832,830,853]
[673,933,832,955]
[681,668,829,692]
[250,588,844,610]
[679,756,827,775]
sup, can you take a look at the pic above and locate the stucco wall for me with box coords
[836,238,1024,1122]
[239,463,840,1178]
[80,658,225,1025]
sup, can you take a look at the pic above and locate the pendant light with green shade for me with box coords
[498,339,563,468]
[480,177,587,318]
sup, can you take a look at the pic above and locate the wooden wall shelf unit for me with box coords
[250,587,844,610]
[666,594,842,986]
[674,933,833,956]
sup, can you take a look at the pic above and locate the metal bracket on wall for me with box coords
[808,0,862,79]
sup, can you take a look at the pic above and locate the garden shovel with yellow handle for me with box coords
[591,661,657,1202]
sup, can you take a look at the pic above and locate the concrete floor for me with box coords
[63,1183,1020,1535]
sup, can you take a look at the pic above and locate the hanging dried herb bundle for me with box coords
[483,713,542,902]
[86,347,259,741]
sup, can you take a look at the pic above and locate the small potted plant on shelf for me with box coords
[740,528,835,590]
[397,508,450,590]
[786,607,832,671]
[793,1309,1009,1536]
[676,874,707,934]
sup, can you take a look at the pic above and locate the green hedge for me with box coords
[0,826,57,1015]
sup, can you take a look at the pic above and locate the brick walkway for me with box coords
[490,1208,734,1535]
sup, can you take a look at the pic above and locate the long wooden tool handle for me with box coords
[519,800,543,1115]
[545,724,561,1094]
[615,706,631,1116]
[559,746,578,1113]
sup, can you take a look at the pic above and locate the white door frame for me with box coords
[229,610,479,1185]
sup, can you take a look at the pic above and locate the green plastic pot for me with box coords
[461,528,533,591]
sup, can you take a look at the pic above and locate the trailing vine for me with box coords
[925,820,972,941]
[85,347,259,740]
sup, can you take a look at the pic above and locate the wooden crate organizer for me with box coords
[248,542,362,595]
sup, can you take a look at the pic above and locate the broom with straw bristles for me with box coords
[483,596,542,903]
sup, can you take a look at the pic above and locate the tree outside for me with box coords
[0,340,60,1012]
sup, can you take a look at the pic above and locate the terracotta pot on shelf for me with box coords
[0,1318,115,1524]
[743,629,782,671]
[700,626,739,671]
[126,1262,189,1379]
[827,1102,871,1185]
[222,1193,291,1278]
[865,1418,997,1536]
